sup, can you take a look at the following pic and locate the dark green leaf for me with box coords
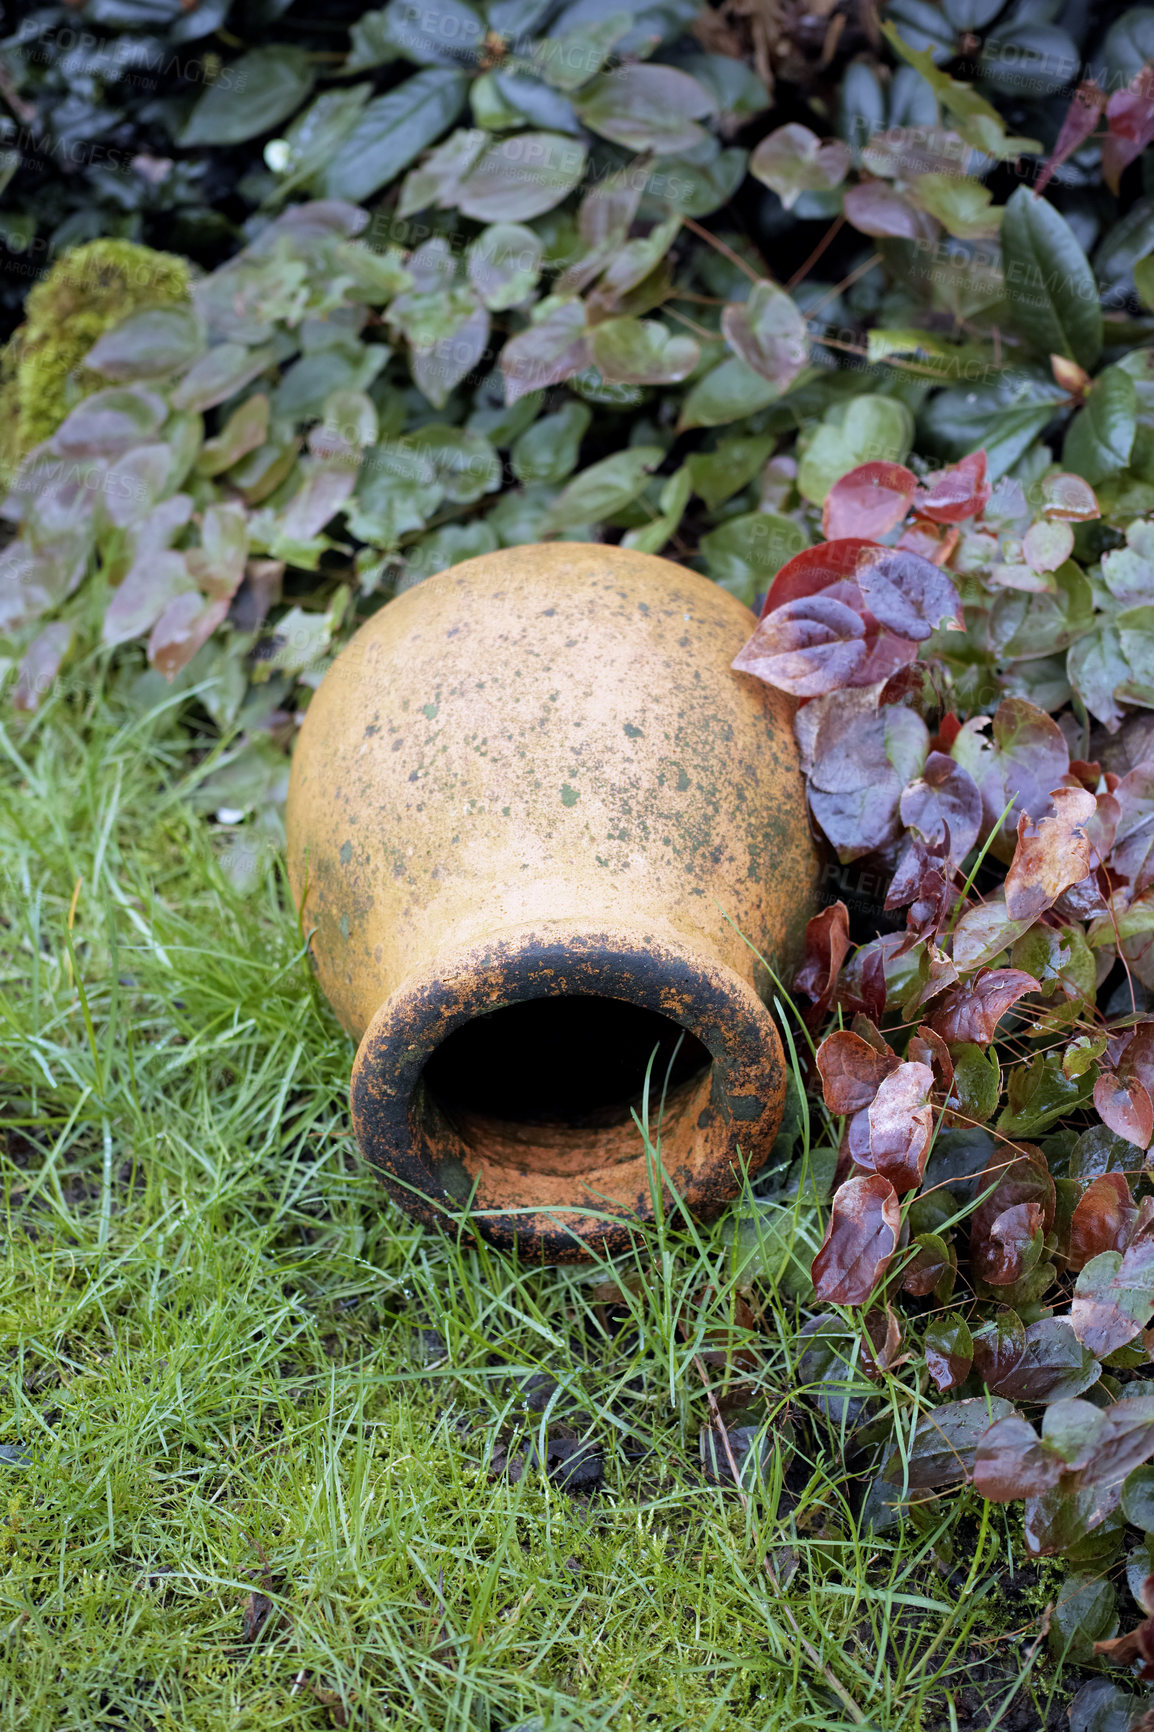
[180,48,316,148]
[320,71,470,203]
[1063,368,1138,486]
[543,446,664,532]
[1000,186,1102,371]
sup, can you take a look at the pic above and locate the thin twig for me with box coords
[679,215,764,284]
[664,304,716,342]
[787,215,846,291]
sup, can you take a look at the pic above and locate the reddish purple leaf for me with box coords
[981,1200,1046,1286]
[1078,1394,1154,1487]
[816,1028,899,1114]
[843,180,934,240]
[915,451,991,524]
[885,1396,1015,1489]
[991,1317,1100,1404]
[148,592,229,679]
[1104,74,1154,193]
[821,461,916,541]
[13,621,72,713]
[974,1413,1065,1502]
[899,751,982,861]
[970,1146,1056,1290]
[908,1024,953,1095]
[761,537,881,616]
[1035,81,1107,198]
[864,1061,934,1194]
[811,1173,901,1306]
[971,1311,1026,1390]
[732,594,869,697]
[854,546,962,642]
[1003,787,1097,923]
[794,901,850,1021]
[1069,1172,1137,1272]
[1110,764,1154,893]
[928,968,1040,1043]
[901,1231,953,1298]
[1094,1071,1154,1151]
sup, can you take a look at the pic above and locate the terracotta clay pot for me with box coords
[286,543,820,1262]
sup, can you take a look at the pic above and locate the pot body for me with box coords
[286,543,820,1261]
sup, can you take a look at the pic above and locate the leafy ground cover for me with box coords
[0,666,1119,1732]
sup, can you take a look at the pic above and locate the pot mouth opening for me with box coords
[419,995,712,1131]
[349,920,786,1257]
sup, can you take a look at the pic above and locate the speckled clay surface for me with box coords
[286,542,820,1261]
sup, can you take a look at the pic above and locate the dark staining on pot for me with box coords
[287,544,820,1258]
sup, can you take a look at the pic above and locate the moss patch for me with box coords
[0,238,191,470]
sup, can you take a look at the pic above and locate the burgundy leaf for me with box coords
[865,1061,934,1194]
[1035,81,1107,199]
[915,451,991,524]
[1003,787,1097,923]
[1103,73,1154,193]
[981,1201,1046,1287]
[1071,1240,1154,1358]
[1068,1172,1137,1271]
[901,1231,952,1297]
[854,546,962,642]
[1024,1477,1122,1557]
[148,593,229,680]
[899,751,983,861]
[928,968,1040,1043]
[952,698,1071,843]
[1078,1395,1154,1487]
[974,1413,1064,1502]
[810,1173,901,1306]
[761,537,881,616]
[992,1317,1100,1404]
[1094,1071,1154,1151]
[908,1023,953,1095]
[731,594,868,697]
[12,621,72,713]
[1110,764,1154,893]
[895,514,960,567]
[794,901,850,1021]
[821,461,916,541]
[816,1028,899,1114]
[843,180,935,240]
[971,1310,1026,1390]
[971,1146,1056,1288]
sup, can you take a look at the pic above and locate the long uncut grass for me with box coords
[0,662,1068,1730]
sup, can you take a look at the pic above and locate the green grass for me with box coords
[0,662,1075,1731]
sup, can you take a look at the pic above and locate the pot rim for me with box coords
[349,915,787,1264]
